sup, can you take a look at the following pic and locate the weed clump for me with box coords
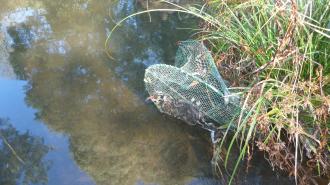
[199,0,330,184]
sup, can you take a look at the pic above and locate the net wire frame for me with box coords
[144,40,241,129]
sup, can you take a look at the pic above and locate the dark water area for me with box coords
[0,0,295,185]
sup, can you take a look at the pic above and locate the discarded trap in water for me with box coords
[144,40,241,141]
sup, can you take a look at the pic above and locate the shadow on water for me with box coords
[0,0,296,185]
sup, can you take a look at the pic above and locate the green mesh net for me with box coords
[144,40,241,131]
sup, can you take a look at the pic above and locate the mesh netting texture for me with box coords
[144,40,241,131]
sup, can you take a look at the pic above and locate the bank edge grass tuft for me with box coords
[105,0,330,184]
[202,0,330,184]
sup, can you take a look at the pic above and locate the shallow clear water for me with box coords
[0,1,294,185]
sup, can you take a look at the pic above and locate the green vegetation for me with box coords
[199,1,330,184]
[107,0,329,184]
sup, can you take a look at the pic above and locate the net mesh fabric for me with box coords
[144,40,241,127]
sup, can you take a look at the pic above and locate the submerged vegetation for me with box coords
[107,0,329,184]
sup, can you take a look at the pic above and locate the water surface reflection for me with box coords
[0,118,49,185]
[0,0,295,185]
[1,0,214,184]
[0,78,95,185]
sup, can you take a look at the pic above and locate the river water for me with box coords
[0,0,294,185]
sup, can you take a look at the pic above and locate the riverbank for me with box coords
[198,0,329,184]
[106,0,329,184]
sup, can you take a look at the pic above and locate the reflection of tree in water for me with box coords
[1,1,301,185]
[0,118,50,185]
[5,0,198,96]
[2,0,213,185]
[22,45,213,185]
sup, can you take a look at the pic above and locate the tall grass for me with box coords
[106,0,330,184]
[199,0,330,184]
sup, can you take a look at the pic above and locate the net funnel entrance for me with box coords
[144,40,241,130]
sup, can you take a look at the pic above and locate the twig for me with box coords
[0,131,25,164]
